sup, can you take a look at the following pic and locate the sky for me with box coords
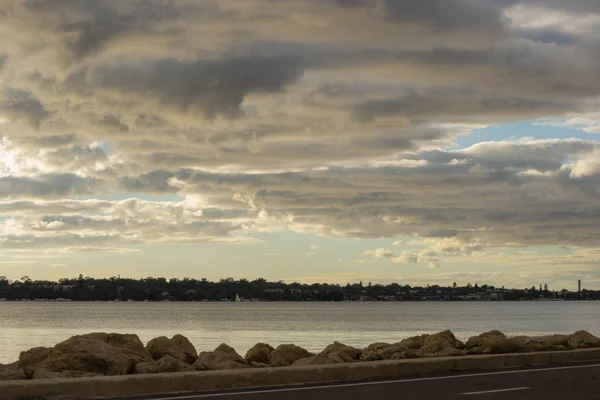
[1,0,600,290]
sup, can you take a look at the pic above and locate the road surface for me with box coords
[115,362,600,400]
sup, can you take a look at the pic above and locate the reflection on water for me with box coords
[1,301,598,363]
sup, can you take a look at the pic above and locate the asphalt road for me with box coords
[119,362,600,400]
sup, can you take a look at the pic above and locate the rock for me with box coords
[0,364,24,381]
[531,335,570,350]
[146,335,198,364]
[465,330,508,354]
[360,342,407,361]
[390,349,420,359]
[249,361,271,368]
[466,330,506,348]
[568,331,600,348]
[79,333,147,357]
[193,344,248,370]
[320,341,362,363]
[35,334,151,375]
[292,355,322,366]
[135,355,196,374]
[25,367,63,380]
[291,342,361,365]
[59,370,103,378]
[506,335,570,352]
[269,344,312,367]
[418,330,464,357]
[397,334,429,350]
[18,347,53,368]
[244,343,274,364]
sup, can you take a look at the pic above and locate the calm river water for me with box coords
[1,301,599,363]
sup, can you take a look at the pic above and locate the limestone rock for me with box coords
[146,335,198,364]
[360,342,407,361]
[78,333,147,357]
[18,346,53,368]
[269,344,312,367]
[466,330,506,348]
[35,334,151,375]
[418,330,463,357]
[245,343,274,365]
[26,367,63,380]
[568,330,600,348]
[390,349,420,359]
[511,335,570,352]
[291,342,361,365]
[532,335,570,350]
[292,355,318,366]
[135,355,196,374]
[397,334,429,350]
[320,341,362,363]
[59,370,103,378]
[0,364,24,381]
[193,343,248,370]
[465,330,508,354]
[249,361,271,368]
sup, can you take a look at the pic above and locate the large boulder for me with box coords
[293,342,361,365]
[25,367,63,380]
[0,364,24,381]
[78,333,147,356]
[17,347,53,368]
[418,330,465,357]
[397,334,429,350]
[245,343,274,365]
[193,344,248,370]
[527,335,570,351]
[135,355,196,374]
[465,330,508,354]
[34,333,151,376]
[146,335,198,364]
[568,331,600,349]
[360,342,407,361]
[269,344,312,367]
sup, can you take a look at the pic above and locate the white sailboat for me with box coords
[235,293,241,302]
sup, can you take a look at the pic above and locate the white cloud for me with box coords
[364,248,395,258]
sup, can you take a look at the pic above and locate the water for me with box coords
[1,301,599,363]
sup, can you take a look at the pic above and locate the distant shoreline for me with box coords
[3,276,597,302]
[1,298,598,303]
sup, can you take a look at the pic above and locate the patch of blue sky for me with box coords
[455,121,598,149]
[95,140,111,154]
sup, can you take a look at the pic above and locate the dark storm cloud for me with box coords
[64,56,304,119]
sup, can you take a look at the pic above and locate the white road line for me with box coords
[462,387,530,395]
[142,363,600,400]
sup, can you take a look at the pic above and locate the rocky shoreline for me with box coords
[1,330,599,381]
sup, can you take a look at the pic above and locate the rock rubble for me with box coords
[1,329,599,380]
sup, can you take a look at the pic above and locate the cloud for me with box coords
[0,0,599,269]
[310,245,319,250]
[392,240,405,246]
[364,248,395,258]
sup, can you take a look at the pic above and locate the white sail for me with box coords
[235,293,241,302]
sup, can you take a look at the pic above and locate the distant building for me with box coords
[263,288,284,294]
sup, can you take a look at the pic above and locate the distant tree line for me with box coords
[0,275,597,302]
